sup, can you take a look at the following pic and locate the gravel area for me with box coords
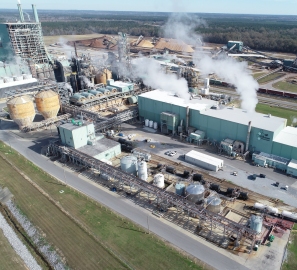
[6,200,67,270]
[0,211,41,270]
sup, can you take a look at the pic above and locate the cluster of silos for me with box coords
[144,119,158,130]
[185,184,205,203]
[95,69,112,85]
[6,90,60,128]
[120,155,149,181]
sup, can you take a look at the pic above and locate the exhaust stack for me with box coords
[245,121,252,152]
[32,4,39,23]
[17,3,25,22]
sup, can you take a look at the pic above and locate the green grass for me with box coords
[258,73,285,84]
[0,141,205,270]
[252,72,266,79]
[255,103,297,126]
[272,81,297,93]
[282,226,297,270]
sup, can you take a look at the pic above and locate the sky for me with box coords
[2,0,297,15]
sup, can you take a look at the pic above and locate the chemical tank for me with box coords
[250,215,263,234]
[254,203,265,210]
[138,161,148,181]
[153,174,165,188]
[153,122,158,130]
[6,95,35,127]
[120,155,138,175]
[185,184,205,203]
[175,182,185,196]
[35,90,60,119]
[128,96,138,105]
[145,119,149,127]
[95,69,112,85]
[281,210,297,221]
[206,196,221,213]
[149,120,153,128]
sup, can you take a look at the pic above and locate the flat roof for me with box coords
[0,78,37,89]
[139,89,216,111]
[185,150,223,166]
[110,81,133,88]
[288,159,297,170]
[273,126,297,148]
[59,121,93,131]
[78,138,120,156]
[200,107,286,132]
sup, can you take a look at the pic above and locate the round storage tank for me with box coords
[153,174,165,188]
[128,96,138,105]
[206,196,221,213]
[153,122,158,130]
[96,69,112,85]
[186,184,205,203]
[138,161,148,181]
[149,120,153,128]
[145,119,149,127]
[7,95,35,127]
[35,90,60,119]
[120,155,138,175]
[175,182,185,196]
[250,215,263,234]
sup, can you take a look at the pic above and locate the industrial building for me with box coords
[138,90,297,176]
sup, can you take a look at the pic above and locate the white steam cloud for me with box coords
[132,57,189,100]
[81,76,94,88]
[196,56,259,112]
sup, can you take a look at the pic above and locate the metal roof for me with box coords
[273,126,297,147]
[287,159,297,170]
[200,107,286,132]
[185,150,224,167]
[139,89,216,111]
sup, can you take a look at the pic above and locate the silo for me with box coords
[138,161,148,181]
[95,69,112,85]
[120,155,138,175]
[250,215,263,234]
[7,95,35,127]
[35,90,60,119]
[185,184,205,203]
[153,174,165,188]
[206,196,221,213]
[175,182,185,196]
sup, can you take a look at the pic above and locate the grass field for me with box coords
[0,229,26,270]
[258,73,285,84]
[0,141,204,270]
[272,81,297,93]
[255,104,297,126]
[252,72,266,79]
[282,224,297,270]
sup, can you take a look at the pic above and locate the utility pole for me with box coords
[147,216,150,234]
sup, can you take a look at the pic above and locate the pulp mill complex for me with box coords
[1,3,297,270]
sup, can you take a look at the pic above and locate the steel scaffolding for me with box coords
[46,142,258,251]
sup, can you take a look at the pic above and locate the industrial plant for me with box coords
[1,2,297,270]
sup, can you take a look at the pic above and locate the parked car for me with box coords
[169,151,177,157]
[259,174,266,178]
[232,171,238,176]
[250,174,257,180]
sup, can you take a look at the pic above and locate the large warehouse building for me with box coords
[138,90,297,174]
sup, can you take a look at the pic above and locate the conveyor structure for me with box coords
[46,142,258,251]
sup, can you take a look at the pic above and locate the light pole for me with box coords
[147,216,150,234]
[63,168,67,186]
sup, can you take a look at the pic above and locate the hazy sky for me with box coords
[2,0,297,15]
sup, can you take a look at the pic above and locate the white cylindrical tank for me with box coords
[175,182,186,196]
[266,206,279,215]
[4,77,13,83]
[138,161,148,181]
[206,196,221,213]
[250,215,263,234]
[281,210,297,220]
[149,120,153,128]
[145,119,149,127]
[153,174,165,188]
[120,155,138,175]
[153,122,158,130]
[254,203,265,210]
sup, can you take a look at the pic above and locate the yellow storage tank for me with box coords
[35,90,60,119]
[7,95,35,127]
[95,69,112,85]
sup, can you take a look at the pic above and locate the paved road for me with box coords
[0,123,248,270]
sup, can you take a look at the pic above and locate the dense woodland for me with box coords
[1,9,297,53]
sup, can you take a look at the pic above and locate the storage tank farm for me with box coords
[6,95,35,127]
[185,184,205,203]
[35,90,60,119]
[206,196,222,213]
[95,69,112,85]
[120,155,138,176]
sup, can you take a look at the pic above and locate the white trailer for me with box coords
[185,150,224,172]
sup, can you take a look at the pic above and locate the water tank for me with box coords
[6,95,35,127]
[206,196,221,213]
[145,119,149,127]
[149,120,153,128]
[153,122,158,130]
[250,215,263,234]
[95,69,112,85]
[120,155,138,175]
[175,182,185,196]
[185,184,205,203]
[138,161,148,181]
[128,96,138,105]
[254,203,265,210]
[281,210,297,221]
[153,174,165,188]
[35,90,60,119]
